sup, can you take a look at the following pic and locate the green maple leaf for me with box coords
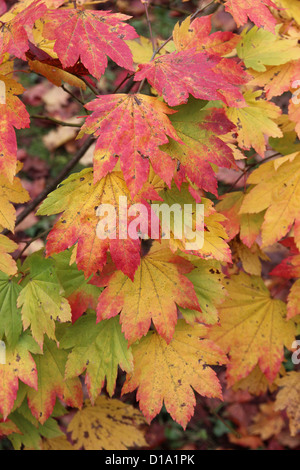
[0,272,23,349]
[27,337,83,424]
[17,253,71,349]
[60,314,133,401]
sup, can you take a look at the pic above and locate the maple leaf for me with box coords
[53,251,102,323]
[134,48,246,108]
[231,239,269,276]
[0,272,22,348]
[96,242,201,344]
[37,168,155,280]
[60,314,133,400]
[226,89,282,157]
[8,400,64,450]
[68,396,147,450]
[0,166,30,232]
[270,238,300,279]
[27,338,83,424]
[209,272,296,385]
[127,35,174,65]
[179,259,226,325]
[79,93,180,195]
[237,26,300,73]
[0,0,7,16]
[240,153,300,249]
[42,8,138,80]
[153,181,232,263]
[0,0,47,59]
[289,99,300,140]
[248,61,300,100]
[0,335,39,419]
[287,281,300,320]
[275,372,300,437]
[17,253,72,349]
[27,19,87,89]
[277,0,300,24]
[0,234,17,276]
[173,15,240,56]
[42,435,74,451]
[249,403,285,440]
[224,0,278,32]
[160,98,236,195]
[0,73,30,181]
[232,364,284,396]
[216,191,265,247]
[122,320,227,429]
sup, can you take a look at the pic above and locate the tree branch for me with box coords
[31,115,82,127]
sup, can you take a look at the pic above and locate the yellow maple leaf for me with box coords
[209,272,296,386]
[42,435,74,451]
[30,20,86,89]
[0,235,18,276]
[248,62,300,99]
[122,320,227,429]
[232,239,269,276]
[275,371,300,436]
[240,152,300,249]
[97,241,201,344]
[0,166,30,232]
[226,89,282,156]
[249,403,285,441]
[68,396,147,450]
[233,364,284,396]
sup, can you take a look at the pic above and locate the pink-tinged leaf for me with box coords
[224,0,278,32]
[134,49,247,107]
[173,14,241,56]
[42,8,138,80]
[37,169,156,280]
[122,321,227,429]
[0,0,47,59]
[0,76,30,181]
[161,100,237,196]
[79,94,180,195]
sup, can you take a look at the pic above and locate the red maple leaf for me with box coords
[79,93,181,195]
[224,0,278,32]
[42,8,138,80]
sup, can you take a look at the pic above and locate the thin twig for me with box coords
[62,84,85,106]
[113,72,135,94]
[80,76,100,96]
[144,2,155,53]
[227,152,282,193]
